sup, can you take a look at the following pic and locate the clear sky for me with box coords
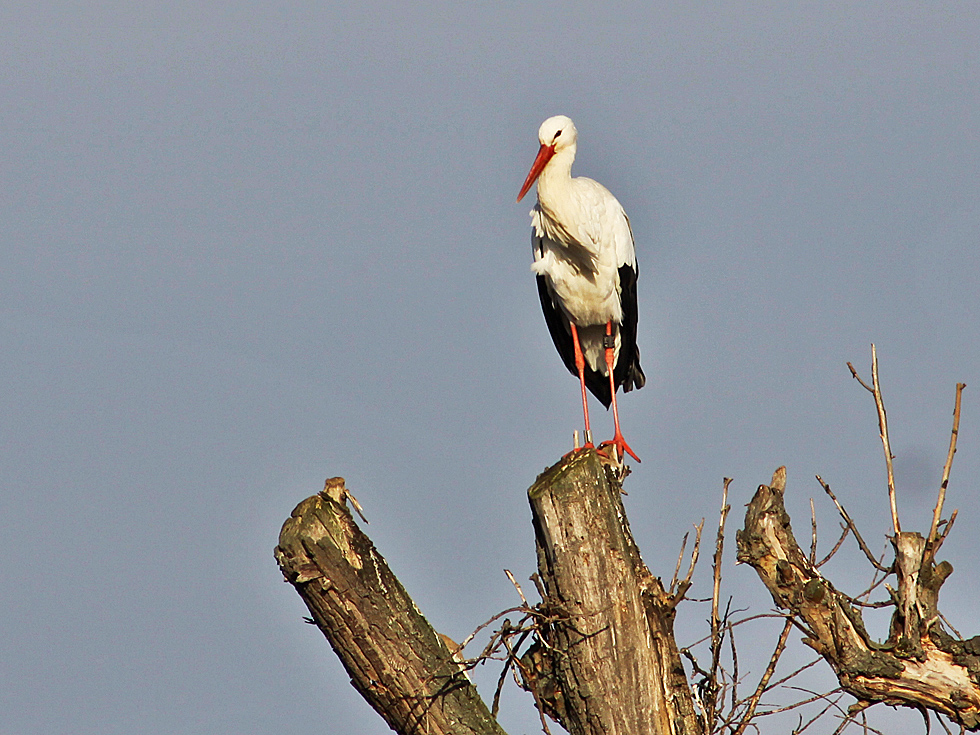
[2,4,979,734]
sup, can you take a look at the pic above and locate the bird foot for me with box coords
[598,435,640,464]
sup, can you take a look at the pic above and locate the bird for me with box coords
[518,115,645,463]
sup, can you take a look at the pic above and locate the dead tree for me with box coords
[275,346,979,733]
[737,347,980,732]
[276,456,703,735]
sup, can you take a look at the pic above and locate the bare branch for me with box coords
[939,509,959,546]
[847,362,874,393]
[503,635,554,735]
[276,486,507,735]
[670,531,690,594]
[939,611,964,641]
[929,383,966,547]
[711,479,733,658]
[729,621,739,716]
[671,520,704,608]
[705,478,732,730]
[683,611,787,651]
[755,688,843,717]
[816,475,890,572]
[528,449,704,734]
[809,498,818,565]
[848,347,901,533]
[491,642,515,717]
[504,569,529,607]
[938,712,955,735]
[816,523,851,568]
[732,617,794,735]
[869,344,901,534]
[764,656,823,693]
[457,606,529,654]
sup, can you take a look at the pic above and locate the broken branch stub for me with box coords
[736,468,980,730]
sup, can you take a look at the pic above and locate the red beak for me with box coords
[517,143,556,202]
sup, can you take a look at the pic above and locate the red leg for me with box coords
[569,322,594,449]
[599,321,641,463]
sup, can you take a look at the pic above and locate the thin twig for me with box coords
[938,509,959,545]
[490,649,513,717]
[855,550,890,602]
[783,687,863,732]
[671,520,704,607]
[937,710,954,735]
[871,345,901,533]
[683,611,785,651]
[816,475,890,572]
[816,524,851,568]
[848,348,901,533]
[728,621,739,715]
[916,704,932,735]
[528,572,547,602]
[708,478,732,729]
[506,639,553,735]
[711,479,732,651]
[670,531,690,594]
[764,656,822,693]
[457,606,529,652]
[929,383,966,546]
[827,700,884,735]
[755,688,842,717]
[504,569,529,606]
[809,498,818,565]
[847,362,874,393]
[939,611,964,640]
[732,617,794,735]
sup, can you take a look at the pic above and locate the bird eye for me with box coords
[554,129,563,139]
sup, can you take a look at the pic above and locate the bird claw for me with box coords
[598,435,640,464]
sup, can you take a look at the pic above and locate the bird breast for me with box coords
[531,206,624,327]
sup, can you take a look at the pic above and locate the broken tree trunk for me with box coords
[274,477,507,735]
[736,467,980,730]
[524,450,704,735]
[275,454,703,735]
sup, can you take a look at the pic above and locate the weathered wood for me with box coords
[736,468,980,730]
[525,450,703,735]
[275,477,507,735]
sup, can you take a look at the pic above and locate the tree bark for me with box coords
[275,477,507,735]
[524,450,704,735]
[736,468,980,730]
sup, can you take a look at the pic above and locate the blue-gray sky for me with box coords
[3,4,979,734]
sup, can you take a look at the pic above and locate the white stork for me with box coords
[518,115,645,463]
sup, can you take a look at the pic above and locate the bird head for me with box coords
[518,115,577,202]
[537,115,577,151]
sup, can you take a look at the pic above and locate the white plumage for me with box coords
[518,115,645,462]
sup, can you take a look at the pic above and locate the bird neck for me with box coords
[536,145,576,206]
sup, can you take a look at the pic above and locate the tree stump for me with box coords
[525,450,703,735]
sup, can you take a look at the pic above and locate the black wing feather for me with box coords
[536,272,613,407]
[613,263,645,398]
[534,238,645,410]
